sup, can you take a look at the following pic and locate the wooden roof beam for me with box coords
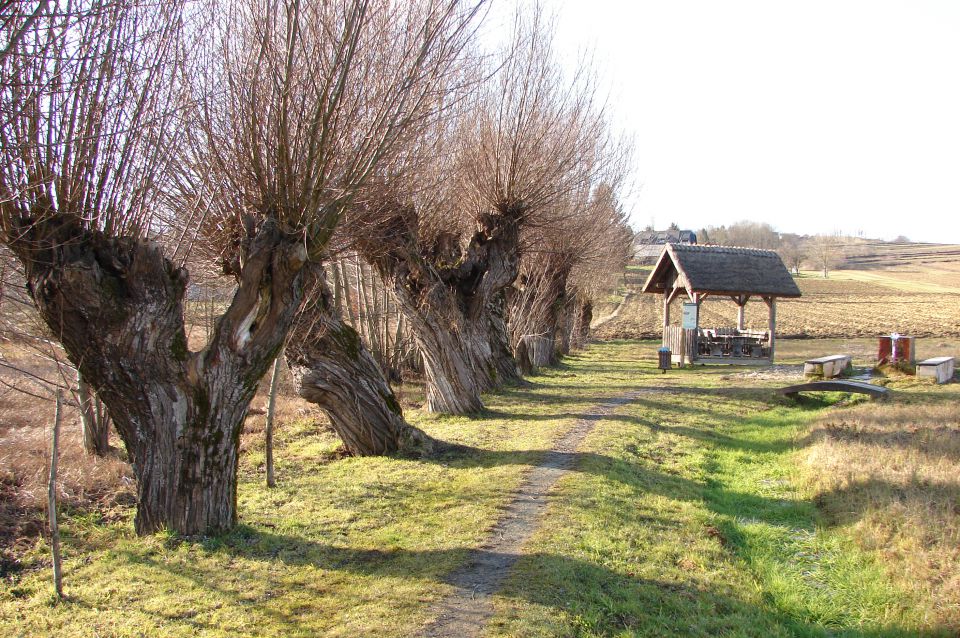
[666,285,685,306]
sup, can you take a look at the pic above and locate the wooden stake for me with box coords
[765,296,777,362]
[48,389,63,599]
[265,355,282,488]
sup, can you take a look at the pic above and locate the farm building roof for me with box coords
[633,229,697,246]
[642,244,802,298]
[633,229,697,264]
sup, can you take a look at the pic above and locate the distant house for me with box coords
[633,229,697,264]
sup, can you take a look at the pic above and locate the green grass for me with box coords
[0,345,645,637]
[1,341,949,637]
[487,350,943,637]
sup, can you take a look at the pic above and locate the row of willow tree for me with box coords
[0,0,633,535]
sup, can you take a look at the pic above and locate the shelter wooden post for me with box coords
[662,291,670,334]
[764,296,776,361]
[732,294,750,331]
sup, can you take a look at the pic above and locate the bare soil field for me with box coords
[597,251,960,340]
[842,241,960,270]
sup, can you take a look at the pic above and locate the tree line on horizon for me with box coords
[641,220,912,277]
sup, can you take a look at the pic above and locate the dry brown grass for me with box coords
[0,390,134,575]
[0,333,338,576]
[798,393,960,627]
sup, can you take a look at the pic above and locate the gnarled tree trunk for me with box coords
[77,371,111,456]
[487,292,524,386]
[554,293,579,359]
[510,259,572,370]
[407,308,490,413]
[570,298,593,350]
[285,264,432,455]
[15,219,306,535]
[354,206,524,414]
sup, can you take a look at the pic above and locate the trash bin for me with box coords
[657,347,671,373]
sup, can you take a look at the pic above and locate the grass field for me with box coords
[3,246,958,636]
[3,341,958,636]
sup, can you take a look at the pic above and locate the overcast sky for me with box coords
[528,0,960,243]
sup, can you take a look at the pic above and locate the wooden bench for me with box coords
[917,356,955,384]
[804,354,852,378]
[778,380,890,400]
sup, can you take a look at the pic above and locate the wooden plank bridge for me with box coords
[777,380,890,400]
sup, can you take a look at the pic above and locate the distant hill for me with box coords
[841,241,960,269]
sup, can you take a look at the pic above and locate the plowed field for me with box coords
[596,252,960,339]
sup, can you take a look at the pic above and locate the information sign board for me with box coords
[681,302,698,330]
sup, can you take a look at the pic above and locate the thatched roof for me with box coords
[641,244,802,298]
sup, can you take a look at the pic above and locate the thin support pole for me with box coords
[765,297,777,361]
[48,389,64,599]
[265,355,282,488]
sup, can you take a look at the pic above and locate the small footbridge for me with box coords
[777,380,890,400]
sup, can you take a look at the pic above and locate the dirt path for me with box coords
[418,391,640,638]
[591,290,634,330]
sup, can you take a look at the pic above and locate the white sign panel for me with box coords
[681,302,699,330]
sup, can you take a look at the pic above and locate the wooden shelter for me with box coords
[642,244,801,365]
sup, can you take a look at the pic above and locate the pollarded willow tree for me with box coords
[283,260,433,456]
[564,203,634,352]
[0,0,482,535]
[174,0,482,459]
[351,6,614,414]
[508,181,633,369]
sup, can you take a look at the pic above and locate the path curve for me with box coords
[591,290,634,330]
[418,391,640,638]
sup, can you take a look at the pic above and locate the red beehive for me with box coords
[878,334,915,366]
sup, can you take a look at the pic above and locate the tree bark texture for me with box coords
[77,371,111,457]
[286,263,432,455]
[14,218,307,535]
[569,299,592,350]
[354,206,523,414]
[554,295,576,359]
[486,292,524,386]
[511,260,572,370]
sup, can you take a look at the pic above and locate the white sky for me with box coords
[529,0,960,243]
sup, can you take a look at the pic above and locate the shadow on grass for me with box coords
[427,443,811,532]
[110,527,942,638]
